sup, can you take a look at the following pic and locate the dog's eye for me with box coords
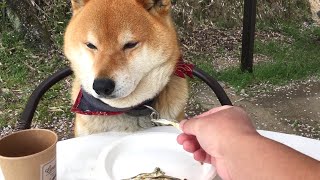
[123,42,138,50]
[86,43,97,50]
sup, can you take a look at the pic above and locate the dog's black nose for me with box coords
[93,78,115,96]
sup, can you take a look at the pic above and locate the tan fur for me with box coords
[64,0,188,137]
[309,0,320,25]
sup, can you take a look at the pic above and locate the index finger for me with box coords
[180,106,233,135]
[179,117,202,136]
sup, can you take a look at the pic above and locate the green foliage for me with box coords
[35,0,72,48]
[172,0,312,29]
[0,30,71,127]
[0,1,8,30]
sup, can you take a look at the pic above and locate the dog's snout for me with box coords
[93,78,115,96]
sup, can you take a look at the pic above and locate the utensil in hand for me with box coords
[144,105,181,131]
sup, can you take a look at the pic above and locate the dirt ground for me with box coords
[189,77,320,140]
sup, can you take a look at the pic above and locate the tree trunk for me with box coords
[5,0,52,50]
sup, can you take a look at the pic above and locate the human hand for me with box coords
[177,106,259,179]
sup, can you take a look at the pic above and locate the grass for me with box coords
[194,23,320,91]
[0,31,72,128]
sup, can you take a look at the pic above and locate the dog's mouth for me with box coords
[71,59,194,116]
[97,94,117,99]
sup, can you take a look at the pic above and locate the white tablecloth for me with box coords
[57,127,320,180]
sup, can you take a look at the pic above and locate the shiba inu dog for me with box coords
[64,0,189,136]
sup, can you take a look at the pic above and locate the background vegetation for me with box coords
[0,0,319,130]
[172,0,311,28]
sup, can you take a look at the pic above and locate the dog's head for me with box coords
[64,0,180,108]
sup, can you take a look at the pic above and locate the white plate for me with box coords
[96,132,216,180]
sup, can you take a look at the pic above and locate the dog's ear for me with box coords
[71,0,91,14]
[136,0,171,15]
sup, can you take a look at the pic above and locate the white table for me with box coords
[57,127,320,180]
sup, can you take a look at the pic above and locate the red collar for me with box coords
[174,59,194,78]
[71,60,194,116]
